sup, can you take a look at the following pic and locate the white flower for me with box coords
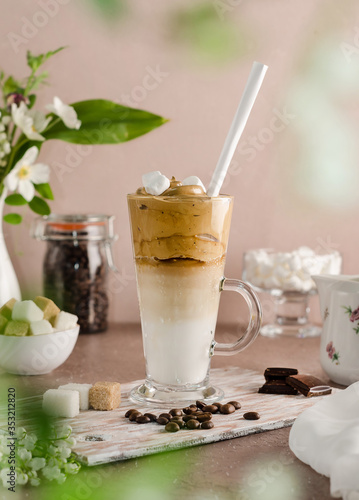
[12,102,51,141]
[1,115,11,126]
[56,473,66,484]
[30,476,41,486]
[16,427,26,440]
[15,469,28,485]
[4,146,50,202]
[58,446,71,460]
[64,462,80,474]
[29,457,46,471]
[0,468,13,487]
[19,432,37,451]
[42,465,61,481]
[18,448,32,462]
[58,425,72,438]
[46,97,81,130]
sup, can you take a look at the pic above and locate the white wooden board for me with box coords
[0,367,336,466]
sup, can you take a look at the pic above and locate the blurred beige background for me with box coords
[1,0,359,326]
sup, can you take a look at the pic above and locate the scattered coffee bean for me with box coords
[169,409,183,417]
[196,401,206,410]
[129,411,142,421]
[220,404,236,414]
[227,401,241,410]
[136,415,151,424]
[203,405,218,414]
[213,403,223,410]
[159,413,172,420]
[165,422,180,433]
[197,413,212,423]
[171,418,184,428]
[157,417,169,425]
[243,412,260,420]
[183,414,197,422]
[144,413,157,422]
[125,409,137,418]
[189,404,198,410]
[186,419,200,430]
[183,407,194,415]
[201,421,214,429]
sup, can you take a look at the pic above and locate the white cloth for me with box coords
[289,382,359,499]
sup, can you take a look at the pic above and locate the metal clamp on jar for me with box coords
[32,214,118,334]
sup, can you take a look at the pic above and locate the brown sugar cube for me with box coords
[89,381,121,410]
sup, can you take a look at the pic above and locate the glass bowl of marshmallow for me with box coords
[243,247,342,338]
[0,296,79,375]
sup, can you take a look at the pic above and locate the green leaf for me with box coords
[42,100,168,144]
[28,71,49,92]
[26,47,66,73]
[3,76,22,96]
[3,213,22,224]
[5,194,27,206]
[28,196,51,215]
[28,94,36,108]
[35,183,54,200]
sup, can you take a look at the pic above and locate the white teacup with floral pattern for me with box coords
[313,275,359,386]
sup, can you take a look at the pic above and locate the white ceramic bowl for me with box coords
[0,325,80,375]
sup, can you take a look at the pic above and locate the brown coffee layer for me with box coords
[128,191,233,262]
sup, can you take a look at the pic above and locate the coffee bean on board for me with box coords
[227,401,241,410]
[213,403,223,410]
[165,422,180,433]
[203,405,218,414]
[197,413,212,423]
[125,409,137,418]
[196,401,206,410]
[157,417,169,425]
[129,411,141,421]
[220,404,236,414]
[171,418,184,428]
[243,412,260,421]
[144,413,157,422]
[159,413,172,420]
[183,414,197,422]
[186,419,200,430]
[201,421,214,429]
[136,415,151,424]
[169,409,183,417]
[183,407,194,415]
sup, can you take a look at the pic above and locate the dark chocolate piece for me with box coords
[264,367,298,381]
[286,374,332,397]
[259,381,298,395]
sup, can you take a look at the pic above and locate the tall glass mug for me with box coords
[128,189,262,404]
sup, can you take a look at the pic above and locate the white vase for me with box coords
[0,188,21,304]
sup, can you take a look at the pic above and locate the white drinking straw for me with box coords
[207,61,268,197]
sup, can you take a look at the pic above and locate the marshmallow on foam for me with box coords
[182,176,206,192]
[142,171,170,196]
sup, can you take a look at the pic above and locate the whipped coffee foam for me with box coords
[244,247,342,293]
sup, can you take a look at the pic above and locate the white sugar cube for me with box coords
[58,383,92,411]
[142,171,170,196]
[42,389,80,418]
[54,311,78,331]
[182,176,206,192]
[12,300,44,322]
[30,320,53,336]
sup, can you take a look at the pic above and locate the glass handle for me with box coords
[104,240,121,273]
[212,277,262,356]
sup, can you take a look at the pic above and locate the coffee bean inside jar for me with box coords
[32,215,118,334]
